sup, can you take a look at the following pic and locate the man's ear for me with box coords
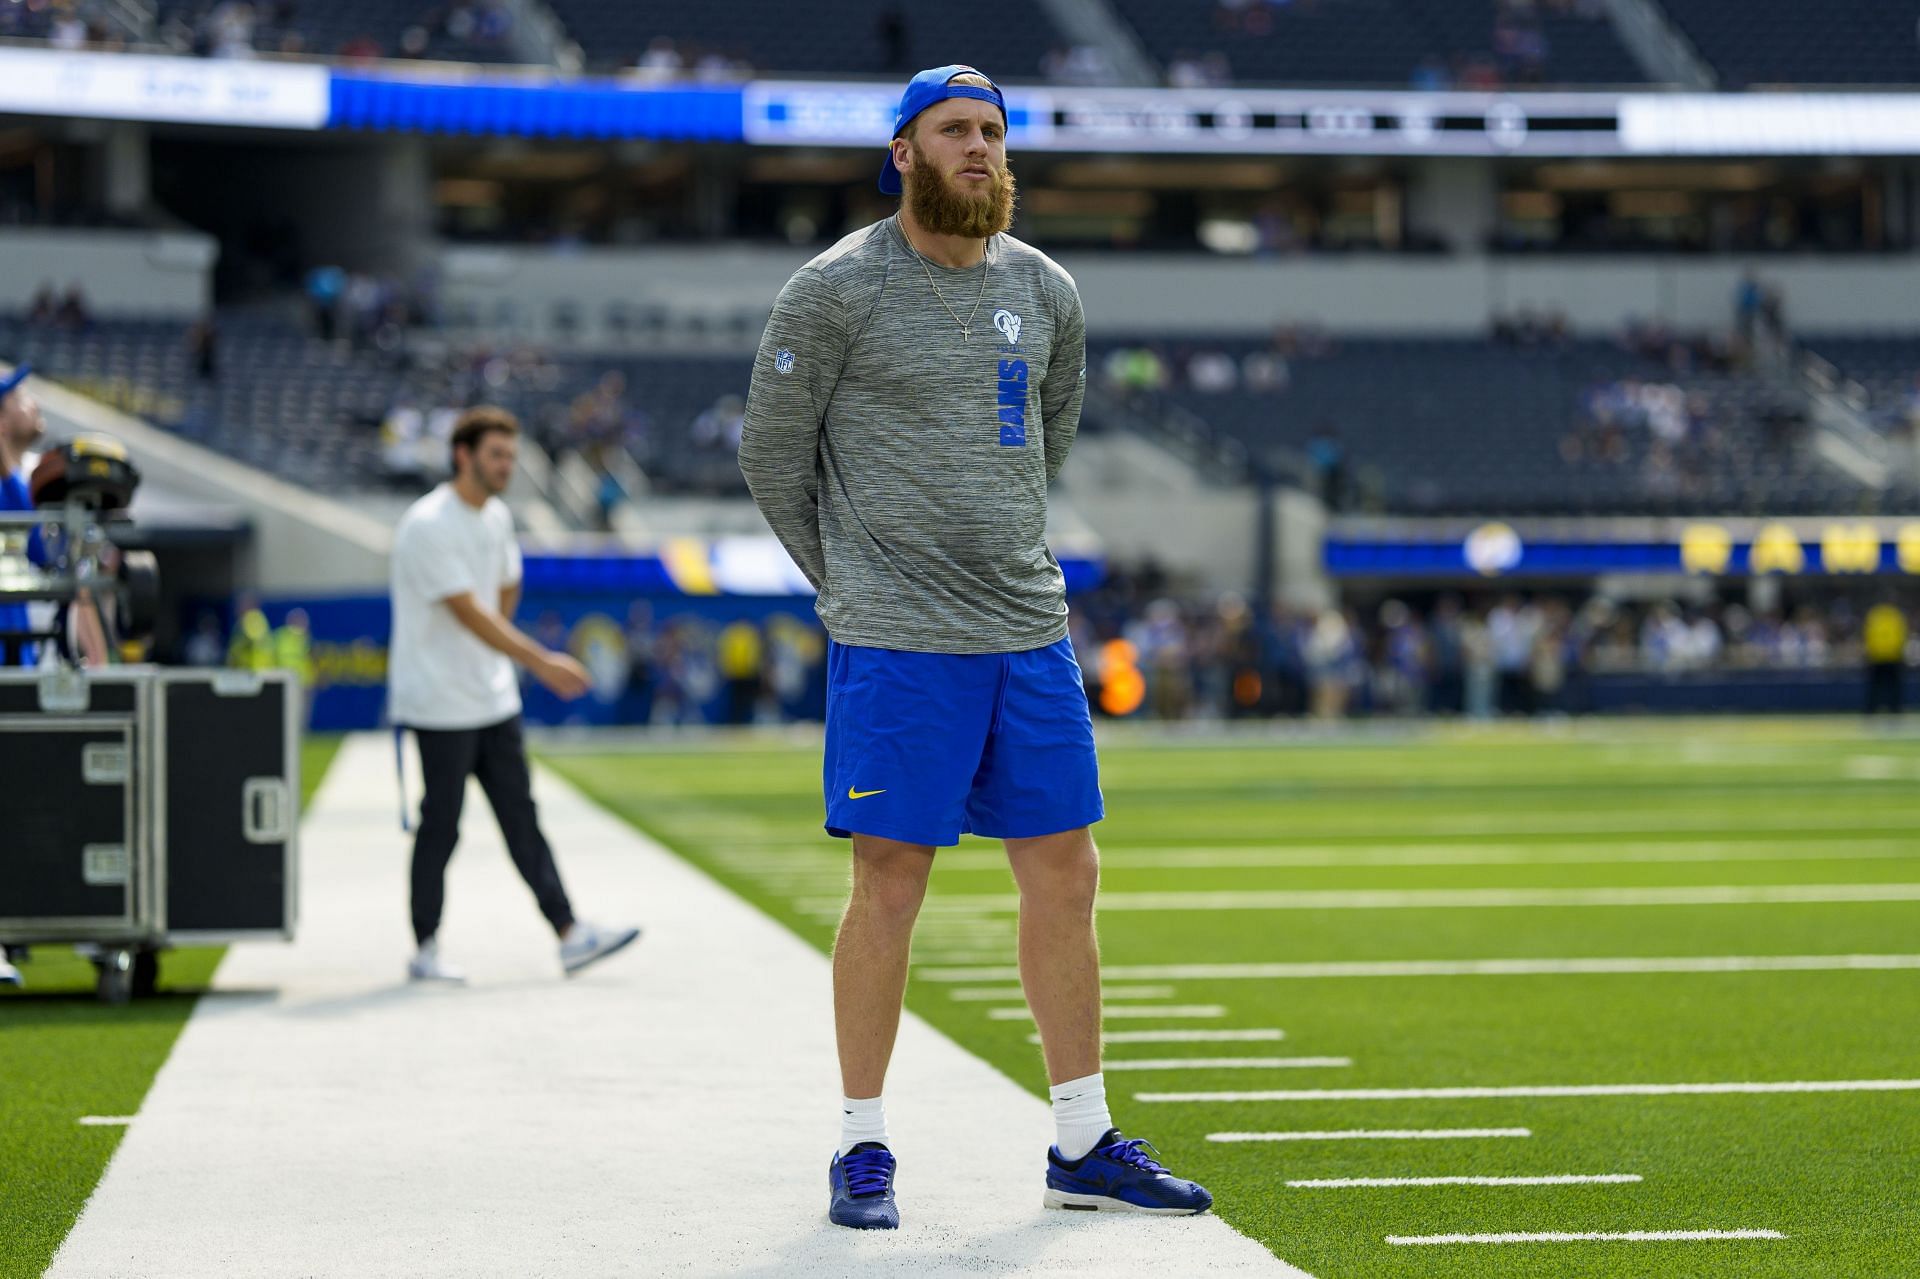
[890,136,912,177]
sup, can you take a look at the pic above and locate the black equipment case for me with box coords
[0,667,299,1000]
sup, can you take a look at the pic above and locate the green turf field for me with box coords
[543,720,1920,1279]
[0,735,341,1279]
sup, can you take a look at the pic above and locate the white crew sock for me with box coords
[839,1095,891,1157]
[1050,1072,1114,1161]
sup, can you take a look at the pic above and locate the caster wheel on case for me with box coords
[94,949,134,1005]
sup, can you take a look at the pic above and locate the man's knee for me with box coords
[1012,832,1099,916]
[850,841,932,925]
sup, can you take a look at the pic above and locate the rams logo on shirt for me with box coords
[997,358,1028,447]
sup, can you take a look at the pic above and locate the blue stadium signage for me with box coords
[1327,520,1920,578]
[4,50,1920,157]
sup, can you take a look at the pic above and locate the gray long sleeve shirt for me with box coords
[739,215,1086,655]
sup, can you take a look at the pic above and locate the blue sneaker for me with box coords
[1044,1129,1213,1215]
[828,1142,900,1229]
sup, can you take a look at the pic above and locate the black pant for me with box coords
[1866,663,1905,715]
[411,715,574,945]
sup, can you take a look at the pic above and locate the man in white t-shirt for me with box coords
[390,406,639,982]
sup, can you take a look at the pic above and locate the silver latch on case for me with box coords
[38,668,88,712]
[242,777,291,843]
[83,743,129,785]
[83,844,129,886]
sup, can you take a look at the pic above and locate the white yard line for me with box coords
[1388,1230,1784,1245]
[1104,1058,1351,1072]
[50,735,1303,1279]
[1290,1174,1638,1188]
[1251,812,1920,837]
[75,1117,133,1127]
[1140,1079,1920,1103]
[989,1004,1227,1021]
[918,953,1920,983]
[903,883,1920,914]
[919,841,1920,871]
[1035,1030,1287,1046]
[948,986,1177,1001]
[1211,1129,1531,1143]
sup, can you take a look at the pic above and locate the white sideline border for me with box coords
[918,954,1920,983]
[1104,1057,1351,1073]
[1033,1029,1288,1045]
[901,883,1920,914]
[989,1004,1226,1021]
[1290,1174,1639,1188]
[1140,1079,1920,1103]
[1210,1129,1531,1143]
[49,735,1303,1279]
[1388,1229,1785,1245]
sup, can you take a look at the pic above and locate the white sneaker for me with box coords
[560,921,641,976]
[0,956,21,988]
[407,939,467,984]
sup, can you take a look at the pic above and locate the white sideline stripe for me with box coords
[1105,1057,1351,1072]
[1139,1078,1920,1103]
[48,735,1308,1279]
[1291,1174,1639,1188]
[1033,1029,1288,1045]
[917,953,1920,983]
[949,986,1177,1001]
[76,1116,133,1127]
[1388,1230,1785,1246]
[989,1004,1227,1021]
[1211,1128,1531,1143]
[910,883,1920,914]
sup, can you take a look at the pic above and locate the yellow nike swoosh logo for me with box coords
[848,787,887,800]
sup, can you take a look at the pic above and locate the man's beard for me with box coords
[904,141,1017,239]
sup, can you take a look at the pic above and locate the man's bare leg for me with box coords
[1006,826,1102,1085]
[834,833,936,1098]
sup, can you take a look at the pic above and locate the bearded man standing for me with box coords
[739,66,1214,1230]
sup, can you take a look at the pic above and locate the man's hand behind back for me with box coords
[535,651,591,700]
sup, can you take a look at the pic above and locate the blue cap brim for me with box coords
[0,364,30,404]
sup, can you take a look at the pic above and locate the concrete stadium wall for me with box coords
[438,243,1920,342]
[1056,431,1332,606]
[0,228,216,317]
[25,371,391,593]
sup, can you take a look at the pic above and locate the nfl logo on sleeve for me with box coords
[775,349,796,374]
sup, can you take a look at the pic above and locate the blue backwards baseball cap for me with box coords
[878,64,1006,195]
[0,364,30,405]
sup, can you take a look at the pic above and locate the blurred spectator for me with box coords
[621,602,657,724]
[189,316,220,382]
[1410,55,1453,91]
[1130,599,1194,720]
[1488,594,1540,714]
[184,612,226,668]
[876,7,908,72]
[227,599,273,671]
[634,35,684,78]
[56,285,92,333]
[1863,600,1909,714]
[27,284,58,327]
[1305,608,1357,720]
[715,619,763,725]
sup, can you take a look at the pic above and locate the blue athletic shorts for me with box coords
[823,637,1105,848]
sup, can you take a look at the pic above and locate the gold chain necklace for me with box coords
[903,222,991,342]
